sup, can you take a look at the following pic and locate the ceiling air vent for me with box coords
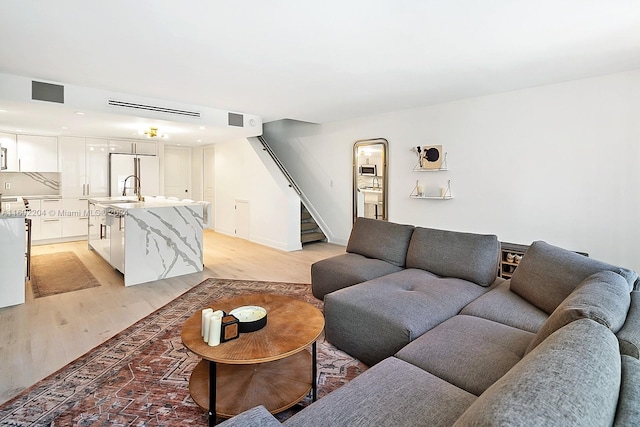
[107,99,201,118]
[32,81,64,104]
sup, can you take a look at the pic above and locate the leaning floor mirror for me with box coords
[353,138,388,223]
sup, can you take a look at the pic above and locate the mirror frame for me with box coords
[353,138,389,223]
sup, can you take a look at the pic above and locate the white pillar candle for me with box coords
[207,310,224,347]
[201,308,213,337]
[203,311,214,342]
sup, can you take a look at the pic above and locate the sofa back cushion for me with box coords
[453,319,621,427]
[511,240,638,314]
[405,227,499,286]
[525,270,631,354]
[346,217,415,267]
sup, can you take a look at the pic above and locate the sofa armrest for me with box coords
[216,406,281,427]
[618,291,640,358]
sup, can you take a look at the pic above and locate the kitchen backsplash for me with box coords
[0,171,61,196]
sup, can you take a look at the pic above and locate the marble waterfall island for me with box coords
[88,198,203,286]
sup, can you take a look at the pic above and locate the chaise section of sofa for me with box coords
[324,269,493,366]
[311,217,414,299]
[324,226,501,366]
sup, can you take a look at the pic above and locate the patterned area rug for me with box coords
[30,251,101,298]
[0,278,368,426]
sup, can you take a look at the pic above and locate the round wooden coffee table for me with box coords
[181,293,324,426]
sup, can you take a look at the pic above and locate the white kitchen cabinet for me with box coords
[58,137,85,197]
[0,132,18,171]
[108,139,156,155]
[134,141,157,155]
[108,140,133,154]
[60,198,90,238]
[17,135,58,172]
[59,137,109,198]
[86,138,109,196]
[38,198,62,240]
[88,201,109,261]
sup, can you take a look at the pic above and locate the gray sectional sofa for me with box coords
[219,217,640,426]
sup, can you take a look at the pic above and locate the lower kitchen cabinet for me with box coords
[61,198,90,238]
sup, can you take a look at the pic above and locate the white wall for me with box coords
[264,69,640,272]
[213,138,302,251]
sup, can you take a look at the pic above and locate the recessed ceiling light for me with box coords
[199,126,205,130]
[61,126,69,130]
[0,109,7,113]
[16,129,22,132]
[197,139,202,143]
[75,111,85,115]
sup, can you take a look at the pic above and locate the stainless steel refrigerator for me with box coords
[109,153,160,197]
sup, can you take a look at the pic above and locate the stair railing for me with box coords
[257,135,301,196]
[253,135,331,242]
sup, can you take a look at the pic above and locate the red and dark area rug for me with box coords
[0,279,368,426]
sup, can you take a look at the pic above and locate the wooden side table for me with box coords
[181,293,324,426]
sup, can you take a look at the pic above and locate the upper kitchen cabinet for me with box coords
[58,137,109,197]
[133,140,157,155]
[17,135,58,172]
[108,140,157,155]
[0,132,18,170]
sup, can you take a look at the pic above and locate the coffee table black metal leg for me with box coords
[209,360,217,426]
[312,342,318,401]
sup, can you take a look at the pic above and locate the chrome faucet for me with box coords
[122,175,143,201]
[372,176,380,189]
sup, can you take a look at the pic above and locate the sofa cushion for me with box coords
[453,319,621,427]
[284,357,476,427]
[311,253,404,299]
[405,227,500,286]
[525,270,631,354]
[510,240,638,314]
[460,280,548,333]
[614,355,640,426]
[346,217,415,267]
[617,291,640,358]
[395,315,534,396]
[324,268,490,366]
[217,405,281,427]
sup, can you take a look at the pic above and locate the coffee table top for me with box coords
[181,293,324,364]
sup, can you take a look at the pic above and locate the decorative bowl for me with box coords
[229,305,268,333]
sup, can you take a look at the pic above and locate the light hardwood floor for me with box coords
[0,230,344,405]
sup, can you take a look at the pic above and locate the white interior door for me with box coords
[235,200,249,240]
[164,146,191,199]
[203,146,215,228]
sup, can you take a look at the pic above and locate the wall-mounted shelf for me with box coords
[413,151,448,171]
[409,195,453,200]
[413,166,448,172]
[410,179,452,199]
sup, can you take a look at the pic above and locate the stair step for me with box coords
[301,222,318,231]
[301,231,326,243]
[301,212,312,220]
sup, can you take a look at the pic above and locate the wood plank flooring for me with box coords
[0,230,344,405]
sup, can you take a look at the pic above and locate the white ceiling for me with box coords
[1,0,639,145]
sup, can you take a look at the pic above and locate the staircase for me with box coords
[301,203,326,244]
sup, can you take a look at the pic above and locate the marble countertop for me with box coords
[89,196,200,210]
